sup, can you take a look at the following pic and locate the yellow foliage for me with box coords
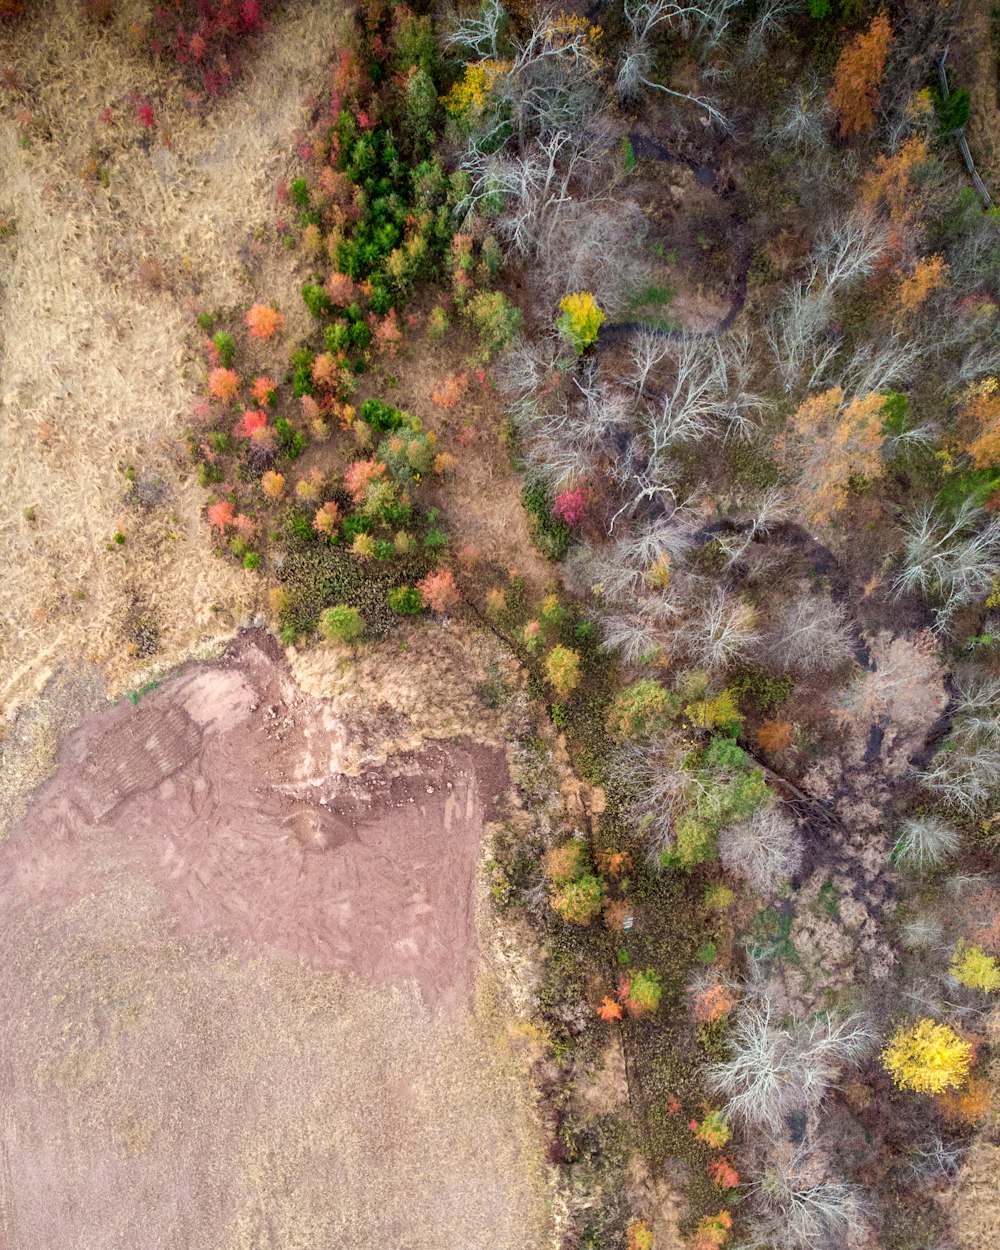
[685,689,742,731]
[440,60,508,120]
[882,1019,973,1094]
[896,254,948,318]
[951,943,1000,992]
[775,387,886,524]
[557,291,606,352]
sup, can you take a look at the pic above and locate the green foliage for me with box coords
[302,282,333,319]
[290,177,310,209]
[729,665,794,715]
[388,585,423,614]
[934,84,971,136]
[551,874,605,924]
[621,134,636,173]
[627,969,663,1015]
[212,331,235,368]
[291,348,315,397]
[607,680,677,741]
[243,551,260,570]
[318,603,364,643]
[465,289,523,360]
[360,397,406,432]
[275,417,306,459]
[523,483,572,559]
[197,310,217,332]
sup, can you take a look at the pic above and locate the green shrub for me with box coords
[551,874,605,924]
[522,483,571,559]
[291,348,315,397]
[389,585,423,614]
[607,679,677,741]
[302,283,332,318]
[465,290,523,360]
[243,551,260,570]
[318,604,364,643]
[360,398,406,432]
[212,331,235,368]
[275,417,306,459]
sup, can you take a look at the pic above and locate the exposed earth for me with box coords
[0,632,551,1249]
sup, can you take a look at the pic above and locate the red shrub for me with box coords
[148,0,277,99]
[207,499,235,531]
[552,487,586,527]
[416,567,460,612]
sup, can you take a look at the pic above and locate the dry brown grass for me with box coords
[0,0,344,723]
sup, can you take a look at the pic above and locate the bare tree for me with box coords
[719,803,803,894]
[764,594,855,674]
[894,498,1000,621]
[709,997,875,1133]
[682,585,760,670]
[615,0,730,125]
[765,80,832,150]
[892,815,961,870]
[919,674,1000,813]
[742,0,809,61]
[444,0,507,60]
[743,1146,871,1250]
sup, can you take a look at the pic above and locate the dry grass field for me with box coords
[0,0,341,723]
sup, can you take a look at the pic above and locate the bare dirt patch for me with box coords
[0,630,553,1249]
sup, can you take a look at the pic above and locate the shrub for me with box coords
[243,551,260,569]
[625,969,662,1017]
[556,291,605,353]
[552,487,587,526]
[686,689,742,734]
[892,815,960,870]
[313,501,340,536]
[551,874,605,924]
[544,645,581,697]
[359,398,406,432]
[598,996,624,1021]
[465,290,523,360]
[261,471,285,500]
[544,840,589,884]
[950,943,1000,991]
[416,567,459,612]
[607,679,676,742]
[301,283,332,319]
[881,1019,973,1094]
[626,1221,654,1250]
[318,604,364,643]
[245,302,284,339]
[212,330,236,367]
[207,367,239,402]
[207,499,235,531]
[388,585,423,614]
[690,1108,731,1147]
[693,1211,732,1250]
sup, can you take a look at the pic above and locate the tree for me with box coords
[551,874,605,923]
[607,679,676,741]
[892,815,960,870]
[557,291,605,353]
[881,1019,973,1093]
[709,998,874,1132]
[683,587,759,670]
[829,12,892,139]
[950,943,1000,992]
[245,302,285,339]
[744,1147,870,1250]
[416,567,460,612]
[894,498,1000,621]
[318,605,364,643]
[775,388,886,524]
[718,803,802,895]
[764,594,854,674]
[623,968,663,1016]
[545,644,581,696]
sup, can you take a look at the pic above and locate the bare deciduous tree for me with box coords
[615,0,730,124]
[765,594,855,674]
[709,997,874,1133]
[743,1147,871,1250]
[894,498,1000,621]
[919,675,1000,813]
[444,0,506,60]
[681,585,759,670]
[718,803,803,894]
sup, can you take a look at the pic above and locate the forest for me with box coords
[2,1,1000,1248]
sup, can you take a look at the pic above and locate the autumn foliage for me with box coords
[207,367,240,403]
[776,388,886,524]
[245,303,284,339]
[829,12,892,139]
[882,1019,973,1094]
[416,567,460,612]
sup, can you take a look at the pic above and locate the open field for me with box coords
[0,631,552,1249]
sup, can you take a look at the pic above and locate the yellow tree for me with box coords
[882,1019,973,1093]
[775,388,886,524]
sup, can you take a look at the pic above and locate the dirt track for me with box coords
[0,632,551,1249]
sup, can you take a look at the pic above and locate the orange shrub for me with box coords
[936,1075,993,1125]
[626,1221,653,1250]
[245,302,284,339]
[207,500,235,531]
[313,501,340,536]
[250,375,277,405]
[261,471,285,500]
[693,1210,732,1250]
[207,367,239,403]
[430,372,469,409]
[693,981,737,1025]
[960,378,1000,469]
[416,567,460,612]
[597,996,623,1022]
[603,898,631,931]
[756,718,793,752]
[896,254,948,318]
[706,1157,740,1189]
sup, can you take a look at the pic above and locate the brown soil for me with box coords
[1,630,505,1009]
